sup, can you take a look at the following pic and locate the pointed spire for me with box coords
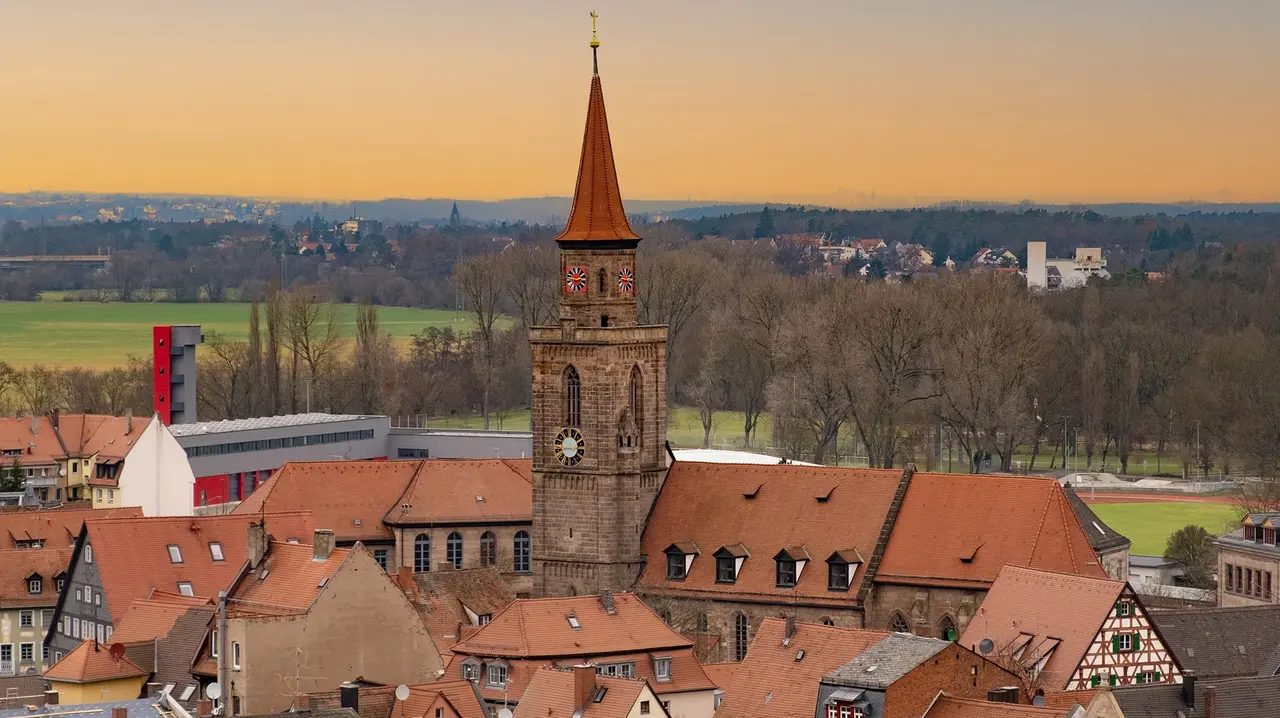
[557,20,639,243]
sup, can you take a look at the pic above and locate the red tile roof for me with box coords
[44,639,148,683]
[228,541,350,617]
[514,667,653,718]
[639,463,901,605]
[876,474,1107,588]
[1,506,143,549]
[83,512,315,614]
[450,593,691,659]
[445,649,710,705]
[958,566,1127,690]
[0,548,71,608]
[409,567,516,658]
[108,596,215,644]
[714,618,889,718]
[234,460,422,542]
[0,417,65,465]
[382,459,532,526]
[55,414,141,461]
[1037,690,1097,711]
[556,70,639,242]
[924,694,1065,718]
[393,680,487,718]
[701,662,739,690]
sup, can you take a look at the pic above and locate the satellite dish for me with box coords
[394,685,410,702]
[108,643,126,660]
[1032,696,1046,707]
[498,710,514,718]
[206,683,223,700]
[979,639,995,655]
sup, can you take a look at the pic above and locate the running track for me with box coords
[1079,492,1234,505]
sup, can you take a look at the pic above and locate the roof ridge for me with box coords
[1024,480,1056,566]
[999,564,1124,587]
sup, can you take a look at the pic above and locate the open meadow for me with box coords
[1086,501,1239,555]
[0,297,484,369]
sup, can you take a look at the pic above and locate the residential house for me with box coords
[234,459,534,596]
[308,680,487,718]
[639,464,1109,665]
[1146,605,1280,681]
[1126,556,1184,588]
[958,566,1181,692]
[970,248,1019,269]
[714,618,1022,718]
[47,512,315,661]
[515,665,671,718]
[0,548,69,676]
[0,413,144,503]
[1,506,142,550]
[1100,674,1280,718]
[445,592,716,718]
[192,530,442,714]
[106,591,218,710]
[1214,513,1279,606]
[110,418,196,516]
[1063,485,1131,581]
[399,566,515,658]
[921,695,1066,718]
[851,238,887,259]
[43,640,150,704]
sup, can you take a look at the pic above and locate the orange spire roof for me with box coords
[557,67,640,242]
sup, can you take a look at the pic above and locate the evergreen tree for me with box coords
[754,206,775,239]
[0,458,23,493]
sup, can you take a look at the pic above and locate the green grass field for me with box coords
[0,298,484,369]
[1088,502,1239,555]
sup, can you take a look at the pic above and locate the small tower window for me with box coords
[601,315,609,327]
[598,268,606,295]
[565,365,581,426]
[629,366,643,447]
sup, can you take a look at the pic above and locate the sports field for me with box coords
[1086,500,1239,555]
[0,298,483,369]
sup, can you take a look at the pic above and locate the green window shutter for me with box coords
[1109,674,1118,687]
[1155,671,1163,682]
[1091,675,1101,688]
[1115,604,1123,617]
[1132,633,1142,652]
[1136,673,1145,684]
[1111,635,1120,653]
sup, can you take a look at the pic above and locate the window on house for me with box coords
[97,623,105,643]
[42,609,52,626]
[84,544,93,563]
[828,561,850,591]
[210,543,224,561]
[514,531,531,573]
[435,710,443,718]
[62,616,70,635]
[666,552,687,580]
[890,613,911,633]
[640,701,650,715]
[20,610,34,627]
[28,578,41,594]
[776,559,797,588]
[414,534,431,572]
[56,577,65,591]
[1227,563,1235,591]
[654,657,671,681]
[734,614,749,661]
[167,545,183,563]
[486,664,507,687]
[1118,634,1133,651]
[1267,572,1273,600]
[446,532,463,569]
[716,556,736,583]
[43,645,49,664]
[565,366,581,427]
[462,663,479,681]
[480,531,496,567]
[1118,602,1130,616]
[211,630,218,657]
[232,642,241,670]
[373,549,388,571]
[83,586,91,604]
[20,643,34,664]
[177,582,194,596]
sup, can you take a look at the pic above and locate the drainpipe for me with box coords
[218,590,229,715]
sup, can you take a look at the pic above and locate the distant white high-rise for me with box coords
[1027,241,1048,289]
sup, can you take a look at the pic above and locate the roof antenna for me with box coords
[589,10,600,76]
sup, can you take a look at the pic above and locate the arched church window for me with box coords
[598,268,606,295]
[939,615,957,641]
[890,612,911,634]
[629,366,642,446]
[734,614,749,661]
[565,366,581,426]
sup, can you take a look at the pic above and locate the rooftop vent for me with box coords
[743,483,763,500]
[475,496,485,503]
[795,650,805,662]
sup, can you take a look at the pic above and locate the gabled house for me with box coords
[0,548,69,676]
[43,639,150,704]
[445,592,716,718]
[958,566,1181,692]
[46,511,315,662]
[106,591,217,710]
[192,531,442,714]
[0,505,142,550]
[1213,513,1280,607]
[514,665,671,718]
[399,566,515,658]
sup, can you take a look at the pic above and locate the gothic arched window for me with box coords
[446,532,463,569]
[890,612,911,634]
[598,268,606,295]
[413,533,430,573]
[480,531,497,567]
[565,366,581,427]
[939,615,957,641]
[629,365,643,446]
[734,613,749,661]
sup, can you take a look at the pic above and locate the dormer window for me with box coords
[27,576,42,595]
[653,656,672,681]
[461,657,482,681]
[773,547,810,589]
[664,542,699,581]
[826,549,863,592]
[714,544,749,584]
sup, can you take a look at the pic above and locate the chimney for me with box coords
[1204,685,1216,718]
[572,664,596,711]
[313,529,335,562]
[126,409,133,435]
[1181,674,1196,708]
[784,615,796,642]
[145,682,162,698]
[50,409,59,428]
[196,700,212,718]
[248,521,268,569]
[339,683,359,713]
[112,707,127,718]
[31,415,38,436]
[43,691,58,707]
[294,694,311,713]
[600,590,616,615]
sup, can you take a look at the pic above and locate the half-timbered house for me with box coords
[959,566,1182,692]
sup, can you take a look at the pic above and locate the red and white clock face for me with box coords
[565,266,588,293]
[617,266,635,294]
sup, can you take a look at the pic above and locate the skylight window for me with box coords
[177,582,194,596]
[209,543,224,561]
[567,615,582,630]
[167,545,183,563]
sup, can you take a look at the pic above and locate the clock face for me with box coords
[555,428,585,466]
[565,266,588,293]
[617,266,635,294]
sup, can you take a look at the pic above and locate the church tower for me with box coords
[531,20,668,598]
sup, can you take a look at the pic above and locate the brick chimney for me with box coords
[313,529,335,561]
[248,521,268,569]
[600,590,616,615]
[145,682,162,698]
[294,694,311,712]
[784,615,796,642]
[31,415,38,436]
[1204,685,1216,718]
[125,409,133,435]
[339,683,359,713]
[573,664,596,711]
[196,700,212,718]
[50,409,59,429]
[1181,674,1196,708]
[43,691,58,706]
[112,707,127,718]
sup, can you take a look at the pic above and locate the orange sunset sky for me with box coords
[2,1,1278,205]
